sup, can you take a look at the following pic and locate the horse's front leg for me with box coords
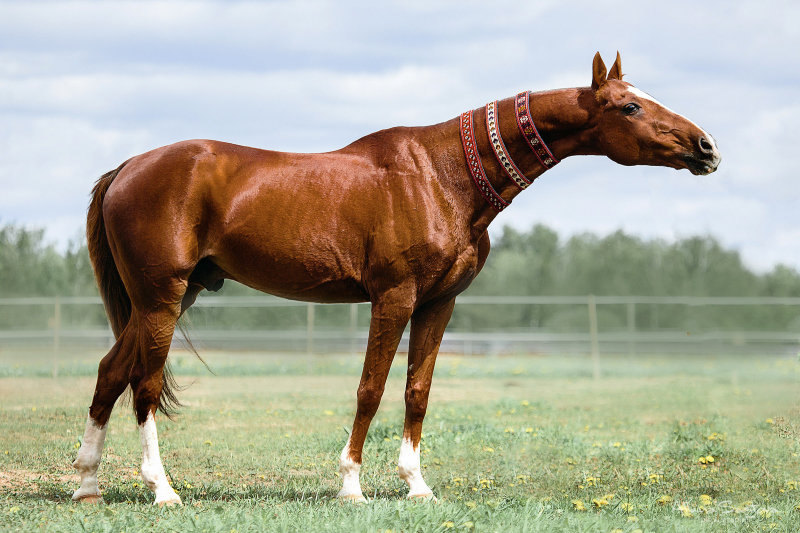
[337,288,415,502]
[399,297,455,500]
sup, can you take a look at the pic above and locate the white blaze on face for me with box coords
[626,86,717,151]
[72,412,107,501]
[398,436,433,498]
[139,411,182,505]
[336,437,366,501]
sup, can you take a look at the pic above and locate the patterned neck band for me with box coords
[485,101,531,190]
[515,91,559,170]
[460,110,508,211]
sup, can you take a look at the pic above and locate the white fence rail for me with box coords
[2,296,800,371]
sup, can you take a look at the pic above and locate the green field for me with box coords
[1,350,799,532]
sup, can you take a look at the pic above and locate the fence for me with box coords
[2,295,800,378]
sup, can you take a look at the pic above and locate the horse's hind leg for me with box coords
[129,302,183,506]
[72,324,138,502]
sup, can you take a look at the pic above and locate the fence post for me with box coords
[587,295,600,380]
[306,302,315,355]
[349,303,358,356]
[52,297,61,378]
[627,301,636,356]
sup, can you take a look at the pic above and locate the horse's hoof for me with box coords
[73,494,103,504]
[407,492,437,502]
[155,497,183,507]
[337,493,367,504]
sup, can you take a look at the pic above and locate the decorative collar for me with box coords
[459,92,559,211]
[460,110,508,211]
[515,91,559,169]
[486,101,531,190]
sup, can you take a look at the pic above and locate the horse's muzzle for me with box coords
[685,136,721,175]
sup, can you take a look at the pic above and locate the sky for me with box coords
[1,0,798,273]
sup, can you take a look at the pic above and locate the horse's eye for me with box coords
[622,103,640,116]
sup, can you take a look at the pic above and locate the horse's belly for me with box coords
[211,234,369,303]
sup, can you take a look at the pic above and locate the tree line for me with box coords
[2,223,799,333]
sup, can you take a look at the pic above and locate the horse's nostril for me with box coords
[698,137,714,153]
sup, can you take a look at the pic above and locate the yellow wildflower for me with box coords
[592,497,608,509]
[483,447,494,453]
[698,455,715,465]
[627,516,638,522]
[464,501,476,509]
[324,410,334,416]
[699,494,713,506]
[572,499,586,511]
[679,504,693,517]
[657,495,673,505]
[442,521,454,529]
[786,481,797,491]
[620,502,634,512]
[758,508,771,518]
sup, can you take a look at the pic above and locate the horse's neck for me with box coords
[459,87,598,231]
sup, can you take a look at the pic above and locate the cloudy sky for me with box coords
[1,0,798,272]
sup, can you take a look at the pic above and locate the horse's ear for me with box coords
[592,52,607,91]
[607,51,623,80]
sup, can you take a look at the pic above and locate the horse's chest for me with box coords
[414,244,480,300]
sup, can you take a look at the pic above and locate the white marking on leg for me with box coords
[72,412,107,502]
[336,437,366,502]
[139,411,182,506]
[398,436,434,499]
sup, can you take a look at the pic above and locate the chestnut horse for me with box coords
[72,52,720,504]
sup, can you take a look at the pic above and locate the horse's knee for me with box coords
[404,382,431,422]
[357,382,385,417]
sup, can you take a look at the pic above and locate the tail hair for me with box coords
[87,165,131,338]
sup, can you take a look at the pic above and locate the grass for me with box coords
[1,349,799,532]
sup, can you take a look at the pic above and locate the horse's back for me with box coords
[101,138,417,303]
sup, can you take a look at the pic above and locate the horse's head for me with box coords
[587,52,721,175]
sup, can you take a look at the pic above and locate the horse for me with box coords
[71,52,720,505]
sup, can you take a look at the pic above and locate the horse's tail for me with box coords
[87,163,131,338]
[87,162,185,418]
